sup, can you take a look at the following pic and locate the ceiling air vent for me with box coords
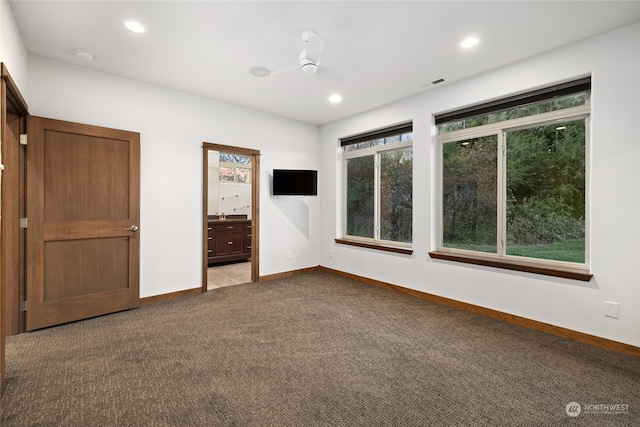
[419,78,445,89]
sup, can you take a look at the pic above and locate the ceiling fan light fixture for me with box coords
[301,62,318,75]
[299,48,320,75]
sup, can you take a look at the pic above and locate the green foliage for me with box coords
[346,156,375,238]
[442,118,586,261]
[438,93,586,134]
[518,102,550,117]
[346,147,413,243]
[506,119,585,245]
[507,195,584,245]
[442,136,497,250]
[380,149,412,243]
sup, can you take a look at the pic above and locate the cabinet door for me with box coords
[229,230,244,254]
[207,226,215,260]
[215,230,232,256]
[243,224,252,254]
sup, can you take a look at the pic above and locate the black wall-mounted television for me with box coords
[272,169,318,196]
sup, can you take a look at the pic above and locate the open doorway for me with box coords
[202,143,260,291]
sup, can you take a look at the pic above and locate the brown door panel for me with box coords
[26,116,140,331]
[230,230,244,254]
[215,231,231,256]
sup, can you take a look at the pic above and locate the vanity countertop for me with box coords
[208,214,249,223]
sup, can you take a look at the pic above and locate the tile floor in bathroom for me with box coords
[207,260,252,290]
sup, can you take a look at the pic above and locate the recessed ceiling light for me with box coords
[74,48,94,61]
[328,94,342,104]
[124,20,145,33]
[460,37,480,48]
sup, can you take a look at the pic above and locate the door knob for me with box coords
[125,225,139,232]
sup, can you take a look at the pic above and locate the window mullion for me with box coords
[497,131,507,257]
[374,153,381,240]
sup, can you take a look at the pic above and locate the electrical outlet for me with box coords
[605,301,620,319]
[287,251,292,260]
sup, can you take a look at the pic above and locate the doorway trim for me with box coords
[1,63,29,390]
[202,142,260,291]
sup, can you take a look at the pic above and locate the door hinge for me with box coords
[20,218,27,228]
[19,134,27,146]
[19,301,27,312]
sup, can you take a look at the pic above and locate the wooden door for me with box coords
[215,226,244,257]
[229,229,244,254]
[26,117,140,331]
[215,230,232,256]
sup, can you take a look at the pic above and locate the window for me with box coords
[340,123,413,249]
[433,78,591,280]
[219,153,251,184]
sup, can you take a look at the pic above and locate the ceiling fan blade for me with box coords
[250,64,301,77]
[269,64,302,76]
[302,30,325,63]
[317,65,343,87]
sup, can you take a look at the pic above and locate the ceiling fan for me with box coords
[250,30,342,85]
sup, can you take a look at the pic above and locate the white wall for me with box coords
[218,183,251,218]
[320,23,640,346]
[27,55,320,297]
[0,0,28,98]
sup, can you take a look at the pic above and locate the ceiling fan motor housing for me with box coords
[299,50,319,74]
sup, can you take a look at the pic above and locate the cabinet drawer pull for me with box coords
[207,227,212,230]
[228,241,233,245]
[247,246,252,249]
[227,226,234,229]
[208,236,212,240]
[246,234,252,237]
[208,250,212,253]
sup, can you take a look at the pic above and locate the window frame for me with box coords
[219,161,252,184]
[341,138,413,250]
[433,101,592,281]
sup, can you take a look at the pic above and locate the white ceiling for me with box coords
[9,1,640,125]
